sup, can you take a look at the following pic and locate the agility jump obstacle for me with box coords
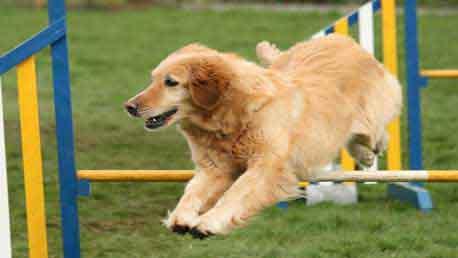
[76,170,458,184]
[1,0,458,258]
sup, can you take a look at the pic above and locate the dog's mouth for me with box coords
[145,108,178,130]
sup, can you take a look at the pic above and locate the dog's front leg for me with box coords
[190,160,299,238]
[164,167,236,235]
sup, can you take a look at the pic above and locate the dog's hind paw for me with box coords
[256,41,281,66]
[356,148,376,169]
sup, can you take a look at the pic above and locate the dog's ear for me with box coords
[188,56,232,110]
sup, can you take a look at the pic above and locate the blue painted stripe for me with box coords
[48,1,82,258]
[387,183,433,212]
[0,18,66,75]
[78,179,91,196]
[348,11,359,26]
[350,0,381,27]
[373,0,381,13]
[404,0,424,170]
[319,0,380,36]
[277,202,289,209]
[324,26,334,35]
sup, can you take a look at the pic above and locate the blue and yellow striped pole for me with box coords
[49,1,84,257]
[17,57,49,258]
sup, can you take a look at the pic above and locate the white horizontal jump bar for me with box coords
[311,170,431,182]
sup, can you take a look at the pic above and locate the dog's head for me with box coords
[124,44,233,131]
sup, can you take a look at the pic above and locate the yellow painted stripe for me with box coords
[340,150,355,170]
[334,18,356,172]
[387,118,401,170]
[78,170,195,182]
[17,57,49,258]
[77,170,310,186]
[382,0,402,170]
[428,171,458,182]
[421,69,458,78]
[334,18,349,35]
[298,182,310,188]
[382,0,398,76]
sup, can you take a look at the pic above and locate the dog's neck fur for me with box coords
[181,64,282,137]
[180,99,250,137]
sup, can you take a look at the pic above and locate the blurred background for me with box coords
[1,0,458,258]
[1,0,457,9]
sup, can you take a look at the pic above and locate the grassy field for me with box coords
[1,6,458,258]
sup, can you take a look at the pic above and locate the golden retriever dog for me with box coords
[124,34,402,239]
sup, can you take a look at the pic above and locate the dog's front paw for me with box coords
[163,210,199,235]
[189,227,214,240]
[190,214,230,239]
[171,224,190,235]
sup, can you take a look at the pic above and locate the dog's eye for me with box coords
[164,75,179,87]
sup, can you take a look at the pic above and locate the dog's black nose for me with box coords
[125,102,139,117]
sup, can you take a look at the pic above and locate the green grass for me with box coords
[1,6,458,258]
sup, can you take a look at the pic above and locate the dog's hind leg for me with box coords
[346,133,377,169]
[348,130,389,169]
[256,41,282,67]
[374,130,389,155]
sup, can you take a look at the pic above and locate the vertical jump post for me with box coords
[48,1,84,258]
[17,57,49,258]
[387,0,433,211]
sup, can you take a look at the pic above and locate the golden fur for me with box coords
[125,35,402,238]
